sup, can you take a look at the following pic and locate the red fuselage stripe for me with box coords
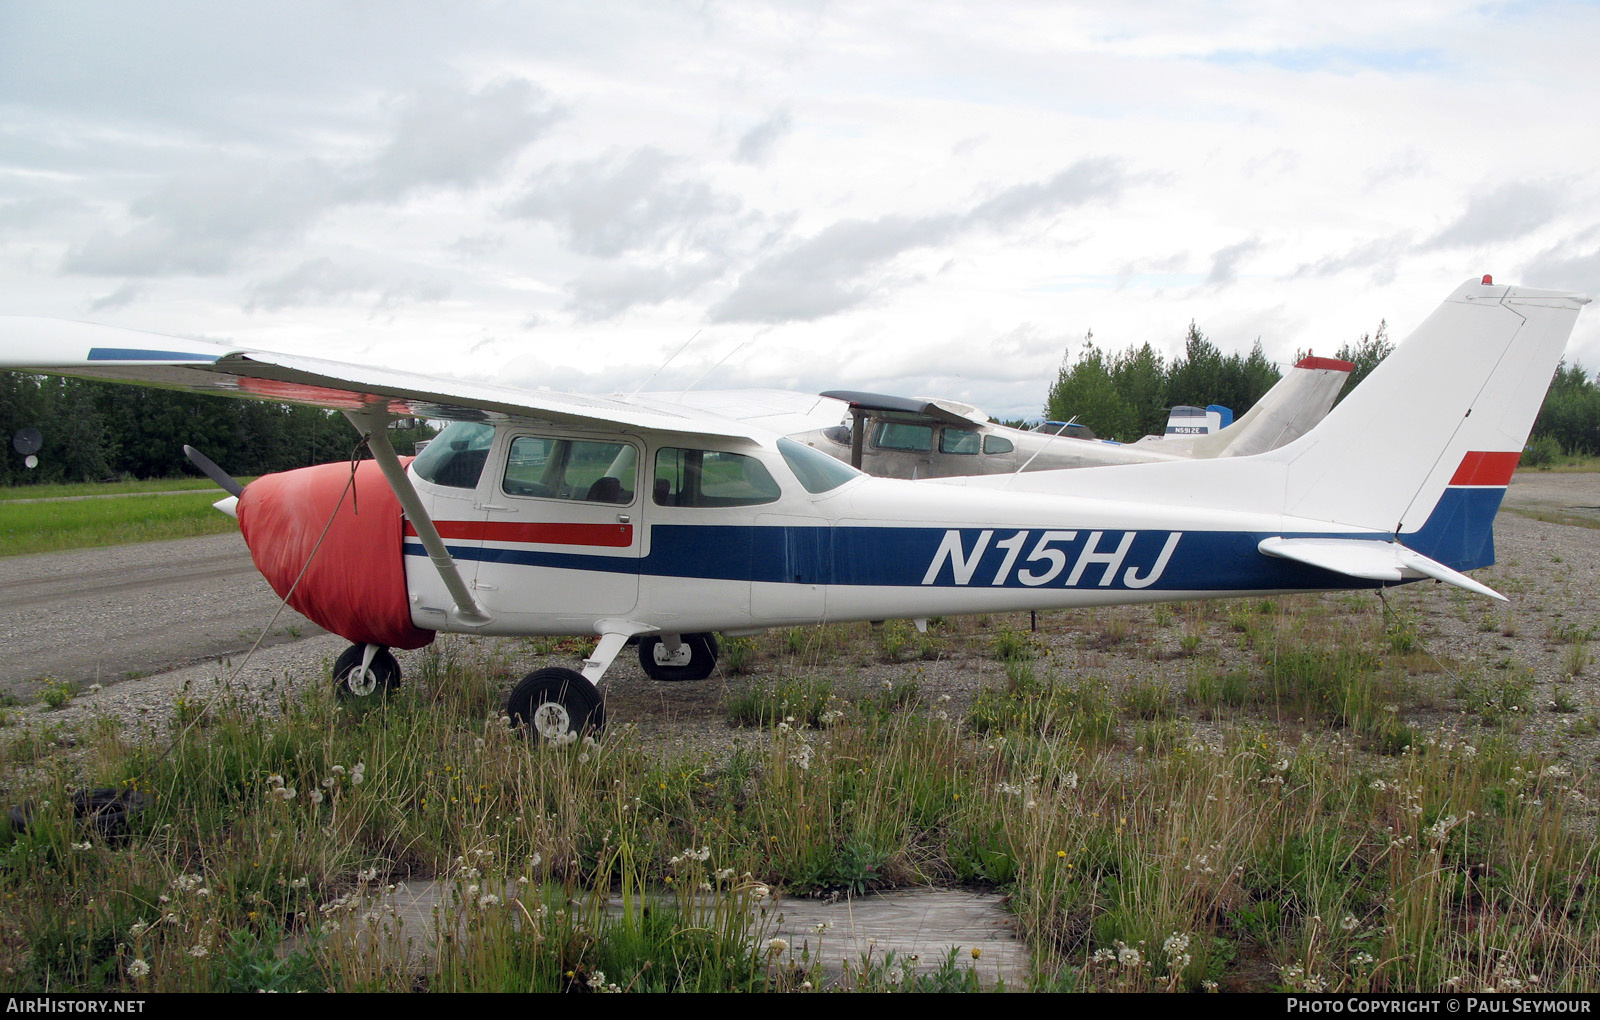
[404,520,634,547]
[1449,451,1521,487]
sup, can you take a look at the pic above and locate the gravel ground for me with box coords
[11,472,1599,776]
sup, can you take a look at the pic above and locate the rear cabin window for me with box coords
[412,421,495,489]
[654,448,781,508]
[940,428,980,454]
[871,422,933,452]
[502,437,636,504]
[983,434,1015,454]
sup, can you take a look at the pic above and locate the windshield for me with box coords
[778,438,861,493]
[412,421,495,489]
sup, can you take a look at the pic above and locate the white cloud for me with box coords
[1425,181,1566,250]
[0,1,1596,420]
[508,148,745,258]
[364,79,562,198]
[735,109,793,164]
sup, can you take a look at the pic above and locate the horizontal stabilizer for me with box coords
[1257,537,1505,601]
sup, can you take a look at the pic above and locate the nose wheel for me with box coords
[637,632,719,682]
[506,667,605,743]
[332,644,400,701]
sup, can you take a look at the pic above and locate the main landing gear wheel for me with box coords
[332,644,400,701]
[637,632,719,682]
[506,667,605,743]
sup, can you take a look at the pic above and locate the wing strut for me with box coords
[346,410,492,626]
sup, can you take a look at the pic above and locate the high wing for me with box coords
[817,390,988,427]
[0,317,757,441]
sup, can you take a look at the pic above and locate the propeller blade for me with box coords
[183,445,244,498]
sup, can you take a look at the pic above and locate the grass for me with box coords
[0,490,240,556]
[1501,507,1600,531]
[1518,455,1600,473]
[0,522,1594,993]
[0,477,247,501]
[1,612,1598,993]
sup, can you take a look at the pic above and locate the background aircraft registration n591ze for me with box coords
[0,278,1584,741]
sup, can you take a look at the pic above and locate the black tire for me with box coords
[636,632,719,682]
[332,644,400,701]
[506,667,605,743]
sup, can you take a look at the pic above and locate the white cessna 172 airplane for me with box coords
[0,277,1584,741]
[780,352,1353,478]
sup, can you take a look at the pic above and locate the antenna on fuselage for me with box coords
[678,339,749,398]
[629,330,701,397]
[1005,415,1082,485]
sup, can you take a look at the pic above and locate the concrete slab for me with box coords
[369,880,1027,989]
[764,887,1027,988]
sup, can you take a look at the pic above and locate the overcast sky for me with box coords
[3,1,1598,420]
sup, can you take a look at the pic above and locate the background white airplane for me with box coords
[0,277,1582,741]
[771,353,1354,478]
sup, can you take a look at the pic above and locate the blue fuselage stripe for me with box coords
[405,488,1504,592]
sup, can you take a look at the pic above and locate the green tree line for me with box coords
[1533,360,1600,456]
[0,373,434,486]
[1045,316,1600,456]
[1045,321,1288,442]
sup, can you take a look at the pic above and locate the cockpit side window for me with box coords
[940,428,980,454]
[654,448,781,507]
[503,436,636,503]
[871,422,933,452]
[412,421,495,489]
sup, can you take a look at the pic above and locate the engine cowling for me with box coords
[236,460,435,650]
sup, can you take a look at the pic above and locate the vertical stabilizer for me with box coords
[1277,279,1585,560]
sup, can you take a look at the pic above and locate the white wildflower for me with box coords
[766,937,788,954]
[126,959,150,979]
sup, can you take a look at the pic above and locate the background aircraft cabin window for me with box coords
[871,421,933,452]
[503,437,636,503]
[940,428,980,454]
[983,434,1015,454]
[778,437,861,493]
[411,421,495,489]
[654,448,781,508]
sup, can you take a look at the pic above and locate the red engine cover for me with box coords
[237,460,435,650]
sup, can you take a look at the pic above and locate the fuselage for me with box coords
[397,419,1390,638]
